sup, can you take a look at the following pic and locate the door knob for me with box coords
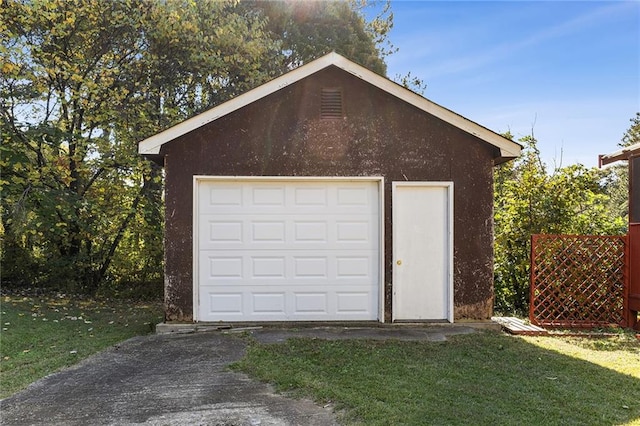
[396,260,402,265]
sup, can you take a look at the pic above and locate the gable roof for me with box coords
[599,142,640,166]
[138,52,521,162]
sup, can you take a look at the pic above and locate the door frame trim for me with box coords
[192,176,385,322]
[391,181,454,323]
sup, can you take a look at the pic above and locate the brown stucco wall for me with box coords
[161,66,499,322]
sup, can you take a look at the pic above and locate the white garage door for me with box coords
[195,178,380,322]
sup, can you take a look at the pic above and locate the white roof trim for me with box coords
[138,52,521,159]
[599,142,640,166]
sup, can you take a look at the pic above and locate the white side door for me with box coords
[392,182,453,322]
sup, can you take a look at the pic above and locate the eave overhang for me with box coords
[599,142,640,166]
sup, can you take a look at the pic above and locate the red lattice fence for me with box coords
[530,234,628,328]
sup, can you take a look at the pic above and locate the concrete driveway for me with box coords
[0,325,479,425]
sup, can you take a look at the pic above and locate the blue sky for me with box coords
[379,1,639,168]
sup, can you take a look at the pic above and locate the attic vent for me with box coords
[321,88,343,119]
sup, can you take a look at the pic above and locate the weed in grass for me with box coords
[0,294,163,398]
[232,331,640,425]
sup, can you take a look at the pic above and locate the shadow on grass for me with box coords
[233,331,640,425]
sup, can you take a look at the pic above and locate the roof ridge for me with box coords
[138,52,521,162]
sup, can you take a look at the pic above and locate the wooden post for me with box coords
[627,155,640,329]
[529,234,538,326]
[628,225,640,329]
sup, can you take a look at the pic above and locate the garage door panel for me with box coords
[251,221,286,243]
[199,182,378,216]
[252,292,286,314]
[336,256,371,278]
[199,250,377,285]
[294,187,328,206]
[251,256,286,278]
[204,186,243,207]
[336,221,371,242]
[336,292,372,313]
[337,186,371,205]
[293,256,328,278]
[294,221,328,242]
[199,215,377,250]
[199,285,376,321]
[251,186,286,206]
[294,292,328,313]
[197,179,380,321]
[209,293,243,314]
[206,256,243,279]
[208,221,243,243]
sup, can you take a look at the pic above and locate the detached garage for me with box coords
[139,52,521,323]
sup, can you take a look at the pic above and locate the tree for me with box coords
[245,0,388,75]
[247,0,428,93]
[1,0,396,296]
[493,135,626,315]
[622,112,640,148]
[2,0,153,292]
[1,0,284,294]
[604,112,640,220]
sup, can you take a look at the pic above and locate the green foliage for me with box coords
[394,71,427,95]
[604,112,640,220]
[622,112,640,148]
[2,0,157,293]
[247,0,390,75]
[494,136,627,315]
[1,0,393,296]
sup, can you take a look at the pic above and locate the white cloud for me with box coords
[385,1,639,168]
[471,97,637,168]
[388,1,637,80]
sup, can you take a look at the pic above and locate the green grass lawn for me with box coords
[3,297,639,426]
[232,330,640,425]
[0,293,163,398]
